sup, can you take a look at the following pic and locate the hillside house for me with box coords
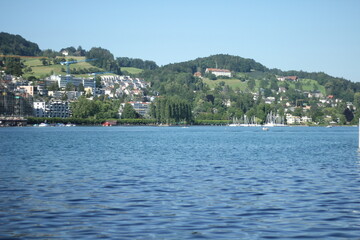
[205,68,232,77]
[278,87,287,93]
[265,97,276,104]
[277,76,298,81]
[61,50,69,56]
[286,114,312,125]
[308,91,323,98]
[194,72,202,78]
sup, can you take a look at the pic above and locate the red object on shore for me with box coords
[102,121,116,126]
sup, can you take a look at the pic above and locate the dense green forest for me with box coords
[116,57,158,70]
[0,32,41,56]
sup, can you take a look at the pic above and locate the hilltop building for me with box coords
[205,68,232,77]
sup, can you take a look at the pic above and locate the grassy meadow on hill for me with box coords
[22,56,143,79]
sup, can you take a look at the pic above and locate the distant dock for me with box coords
[0,117,27,127]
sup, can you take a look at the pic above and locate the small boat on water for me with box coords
[262,127,269,131]
[38,123,49,127]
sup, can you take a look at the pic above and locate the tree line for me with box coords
[70,96,121,119]
[149,96,192,124]
[116,57,158,70]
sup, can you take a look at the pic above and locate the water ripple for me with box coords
[1,126,360,239]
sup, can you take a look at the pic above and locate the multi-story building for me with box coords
[47,91,82,100]
[0,90,33,117]
[46,100,71,118]
[120,101,151,117]
[49,75,94,89]
[18,86,36,96]
[33,100,71,118]
[33,101,46,117]
[130,101,151,116]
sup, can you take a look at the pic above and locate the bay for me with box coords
[1,126,360,239]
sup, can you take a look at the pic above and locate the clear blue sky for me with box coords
[2,0,360,81]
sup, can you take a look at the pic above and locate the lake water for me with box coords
[1,126,360,239]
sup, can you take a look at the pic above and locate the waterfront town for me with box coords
[0,66,353,127]
[0,71,152,125]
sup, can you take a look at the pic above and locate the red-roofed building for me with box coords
[194,72,202,78]
[286,76,298,81]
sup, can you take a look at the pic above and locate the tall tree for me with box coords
[86,47,121,74]
[4,57,23,76]
[247,79,256,91]
[122,103,140,119]
[343,108,354,123]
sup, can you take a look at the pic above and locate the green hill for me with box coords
[23,56,104,79]
[120,67,143,75]
[203,78,247,91]
[0,32,41,56]
[22,57,144,79]
[139,54,359,102]
[2,31,359,102]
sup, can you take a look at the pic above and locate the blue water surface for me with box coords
[1,126,360,239]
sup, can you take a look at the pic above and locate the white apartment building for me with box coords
[33,100,71,118]
[49,75,94,89]
[33,101,46,117]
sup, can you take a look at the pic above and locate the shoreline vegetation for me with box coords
[21,117,348,127]
[26,117,229,126]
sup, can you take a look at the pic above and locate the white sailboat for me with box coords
[264,111,286,127]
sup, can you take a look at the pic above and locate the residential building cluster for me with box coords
[1,72,151,119]
[100,75,150,98]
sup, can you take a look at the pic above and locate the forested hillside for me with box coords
[0,32,41,56]
[269,69,360,102]
[160,54,267,74]
[138,54,359,103]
